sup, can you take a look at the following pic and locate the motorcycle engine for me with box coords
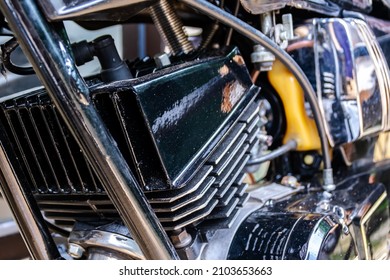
[0,13,388,259]
[0,45,264,259]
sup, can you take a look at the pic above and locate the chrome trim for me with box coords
[304,216,337,260]
[0,220,19,238]
[355,192,388,259]
[201,183,301,259]
[0,0,178,260]
[240,0,340,16]
[69,230,145,260]
[355,20,390,132]
[294,18,390,146]
[38,0,157,21]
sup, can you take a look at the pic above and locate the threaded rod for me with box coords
[150,0,193,55]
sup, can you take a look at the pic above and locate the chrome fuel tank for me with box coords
[292,18,390,146]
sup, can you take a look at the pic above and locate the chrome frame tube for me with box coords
[180,0,334,189]
[0,142,60,259]
[0,0,178,260]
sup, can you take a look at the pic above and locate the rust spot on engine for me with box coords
[221,81,245,113]
[219,65,230,77]
[233,55,245,66]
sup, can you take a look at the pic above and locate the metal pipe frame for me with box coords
[180,0,335,190]
[247,139,297,166]
[0,0,178,260]
[0,140,61,259]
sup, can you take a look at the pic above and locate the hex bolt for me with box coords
[170,229,192,249]
[154,52,171,68]
[251,45,275,72]
[68,243,85,259]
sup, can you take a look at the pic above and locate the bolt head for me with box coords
[250,51,275,64]
[154,53,171,68]
[170,230,192,248]
[68,243,85,259]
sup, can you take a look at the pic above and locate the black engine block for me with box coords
[0,47,260,232]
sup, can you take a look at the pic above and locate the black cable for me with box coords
[1,37,35,75]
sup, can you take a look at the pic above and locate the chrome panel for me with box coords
[240,0,340,16]
[294,18,390,146]
[201,183,302,259]
[38,0,157,21]
[69,229,145,260]
[350,187,389,259]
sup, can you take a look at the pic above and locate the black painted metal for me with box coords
[0,118,61,259]
[93,47,258,190]
[0,47,260,232]
[228,179,389,260]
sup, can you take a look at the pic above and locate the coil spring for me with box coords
[150,0,193,55]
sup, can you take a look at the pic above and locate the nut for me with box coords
[154,53,171,68]
[170,230,192,249]
[68,243,85,259]
[251,45,275,72]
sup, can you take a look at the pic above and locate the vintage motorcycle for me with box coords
[0,0,389,260]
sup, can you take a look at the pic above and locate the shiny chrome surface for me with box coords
[0,0,178,260]
[226,179,388,259]
[351,189,389,259]
[201,183,302,259]
[180,0,334,190]
[0,145,60,259]
[294,18,390,146]
[352,0,372,10]
[69,230,145,260]
[240,0,340,16]
[304,216,338,259]
[38,0,157,21]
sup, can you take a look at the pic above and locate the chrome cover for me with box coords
[294,18,390,146]
[38,0,157,21]
[240,0,340,16]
